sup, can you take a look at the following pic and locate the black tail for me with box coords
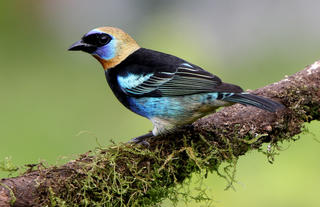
[222,93,284,112]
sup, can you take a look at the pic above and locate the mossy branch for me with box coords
[1,60,320,207]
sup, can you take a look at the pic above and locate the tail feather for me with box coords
[222,93,284,112]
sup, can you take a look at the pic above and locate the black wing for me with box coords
[116,49,242,97]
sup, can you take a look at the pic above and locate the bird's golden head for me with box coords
[69,27,140,69]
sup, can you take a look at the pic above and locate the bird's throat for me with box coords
[93,55,121,70]
[93,46,140,70]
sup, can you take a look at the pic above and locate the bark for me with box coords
[1,60,320,207]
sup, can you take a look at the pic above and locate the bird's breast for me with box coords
[127,92,229,133]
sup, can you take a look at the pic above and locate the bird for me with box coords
[68,26,284,143]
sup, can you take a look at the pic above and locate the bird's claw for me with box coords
[128,132,153,147]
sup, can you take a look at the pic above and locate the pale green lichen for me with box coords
[0,157,19,174]
[0,182,16,206]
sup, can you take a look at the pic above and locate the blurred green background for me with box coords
[1,1,320,206]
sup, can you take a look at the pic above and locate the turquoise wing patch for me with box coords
[117,72,174,95]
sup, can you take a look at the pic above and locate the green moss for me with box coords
[39,120,312,207]
[38,129,259,206]
[33,81,320,206]
[34,132,233,206]
[0,182,16,206]
[0,157,19,175]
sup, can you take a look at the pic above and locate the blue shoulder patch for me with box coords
[118,73,153,91]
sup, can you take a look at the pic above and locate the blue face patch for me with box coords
[83,28,116,60]
[92,38,117,60]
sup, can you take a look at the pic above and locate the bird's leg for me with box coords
[128,132,154,146]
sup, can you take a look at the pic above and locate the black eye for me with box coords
[98,34,111,45]
[82,33,112,47]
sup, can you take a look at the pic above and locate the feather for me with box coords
[117,62,227,97]
[222,93,284,112]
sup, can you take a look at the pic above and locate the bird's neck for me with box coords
[93,45,140,70]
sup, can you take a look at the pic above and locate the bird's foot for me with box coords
[128,132,154,147]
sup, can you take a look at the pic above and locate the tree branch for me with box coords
[1,60,320,207]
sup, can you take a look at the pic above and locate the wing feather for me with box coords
[117,63,224,97]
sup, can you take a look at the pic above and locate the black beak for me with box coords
[68,40,97,53]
